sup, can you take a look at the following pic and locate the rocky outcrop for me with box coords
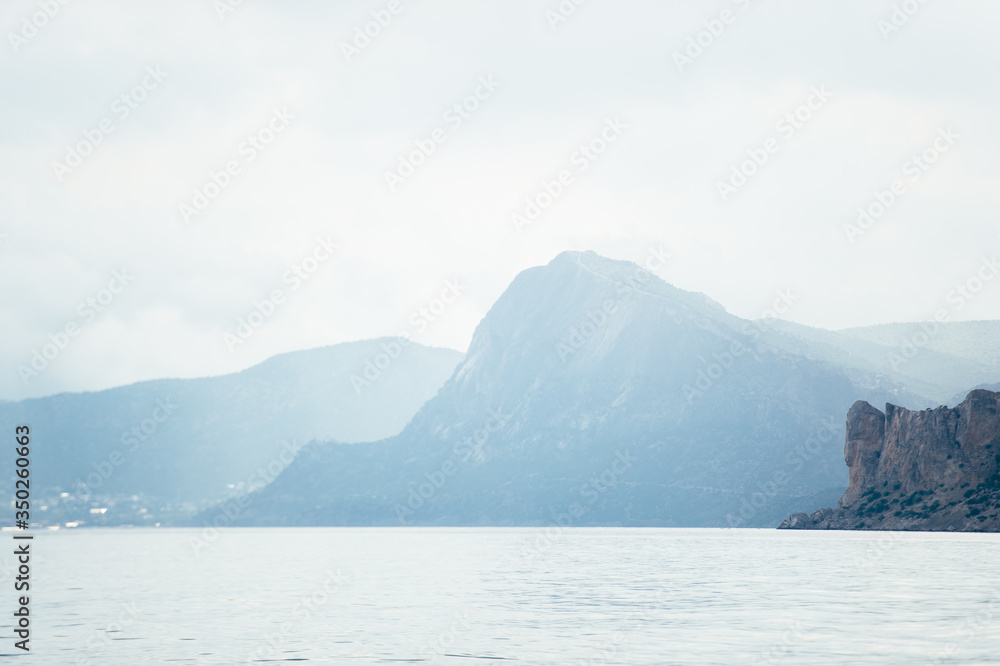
[780,389,1000,531]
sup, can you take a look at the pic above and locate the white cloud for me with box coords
[0,0,997,399]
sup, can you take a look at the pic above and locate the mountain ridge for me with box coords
[0,339,463,526]
[217,251,942,528]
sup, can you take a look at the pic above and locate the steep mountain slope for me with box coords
[0,339,462,521]
[780,389,1000,531]
[228,251,929,528]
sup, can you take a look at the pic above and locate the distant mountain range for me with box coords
[216,251,998,528]
[0,340,462,526]
[9,251,999,529]
[768,319,1000,404]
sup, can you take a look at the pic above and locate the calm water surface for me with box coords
[4,527,1000,664]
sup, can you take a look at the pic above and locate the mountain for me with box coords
[779,389,1000,531]
[842,320,1000,371]
[0,339,462,525]
[221,251,939,528]
[950,381,1000,406]
[764,320,1000,404]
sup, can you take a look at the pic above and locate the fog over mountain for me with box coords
[222,251,991,528]
[764,319,1000,405]
[0,340,462,525]
[12,251,998,529]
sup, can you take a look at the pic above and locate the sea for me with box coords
[3,527,999,664]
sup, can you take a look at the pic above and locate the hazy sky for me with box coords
[1,0,998,400]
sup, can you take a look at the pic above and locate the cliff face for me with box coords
[781,389,1000,531]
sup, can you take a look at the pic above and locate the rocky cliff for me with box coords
[780,389,1000,531]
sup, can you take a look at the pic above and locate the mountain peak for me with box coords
[547,250,657,290]
[534,250,730,316]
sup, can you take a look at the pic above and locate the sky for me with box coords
[1,0,998,401]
